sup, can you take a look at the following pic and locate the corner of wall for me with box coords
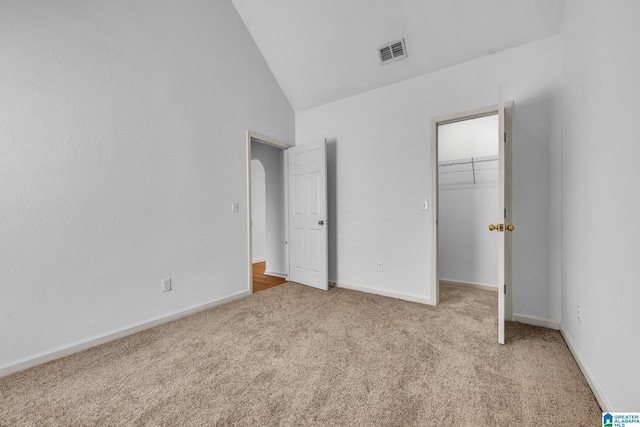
[560,325,612,411]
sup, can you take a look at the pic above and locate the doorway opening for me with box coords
[250,158,286,292]
[246,132,330,293]
[430,103,514,344]
[246,132,291,294]
[438,114,499,292]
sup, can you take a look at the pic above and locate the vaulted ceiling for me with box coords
[232,0,564,112]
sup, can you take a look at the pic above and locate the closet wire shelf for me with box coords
[438,154,498,184]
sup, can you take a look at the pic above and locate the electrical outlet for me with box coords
[231,202,239,213]
[577,303,583,323]
[162,278,172,292]
[377,261,383,272]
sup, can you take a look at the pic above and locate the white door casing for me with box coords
[287,141,328,290]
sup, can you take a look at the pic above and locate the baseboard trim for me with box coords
[0,290,251,378]
[332,281,431,305]
[252,258,266,264]
[560,326,612,412]
[439,279,498,292]
[264,270,286,279]
[512,313,560,330]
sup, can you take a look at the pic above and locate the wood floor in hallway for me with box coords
[252,261,287,293]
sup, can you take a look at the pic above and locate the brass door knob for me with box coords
[489,224,515,232]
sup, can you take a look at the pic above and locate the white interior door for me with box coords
[497,102,506,344]
[497,101,514,345]
[287,141,328,290]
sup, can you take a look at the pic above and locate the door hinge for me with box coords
[504,132,507,143]
[504,209,507,219]
[504,284,507,294]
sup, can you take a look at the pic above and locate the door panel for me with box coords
[497,101,514,345]
[498,102,506,344]
[288,142,328,290]
[293,228,305,270]
[309,172,320,214]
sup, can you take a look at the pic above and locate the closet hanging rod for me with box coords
[438,154,498,167]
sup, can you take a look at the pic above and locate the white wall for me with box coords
[297,36,562,319]
[251,142,286,276]
[438,115,499,161]
[251,160,266,263]
[561,0,640,411]
[438,116,499,287]
[0,0,294,370]
[438,166,499,287]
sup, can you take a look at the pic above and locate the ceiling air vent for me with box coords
[378,38,407,65]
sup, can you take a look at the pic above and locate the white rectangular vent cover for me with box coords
[378,38,407,65]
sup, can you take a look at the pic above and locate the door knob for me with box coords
[489,224,515,232]
[318,220,325,225]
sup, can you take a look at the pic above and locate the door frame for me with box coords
[430,102,514,322]
[245,131,293,294]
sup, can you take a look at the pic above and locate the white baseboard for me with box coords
[512,313,560,330]
[0,290,251,378]
[333,281,431,305]
[560,326,612,411]
[264,270,286,279]
[252,258,266,264]
[439,278,498,292]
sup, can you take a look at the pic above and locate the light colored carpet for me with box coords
[0,283,601,426]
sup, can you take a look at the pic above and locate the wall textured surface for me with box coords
[561,0,640,411]
[251,160,266,262]
[0,0,293,368]
[438,166,499,287]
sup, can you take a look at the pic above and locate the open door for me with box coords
[432,103,513,344]
[287,141,328,290]
[492,101,514,344]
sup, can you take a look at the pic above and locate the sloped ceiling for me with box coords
[232,0,564,112]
